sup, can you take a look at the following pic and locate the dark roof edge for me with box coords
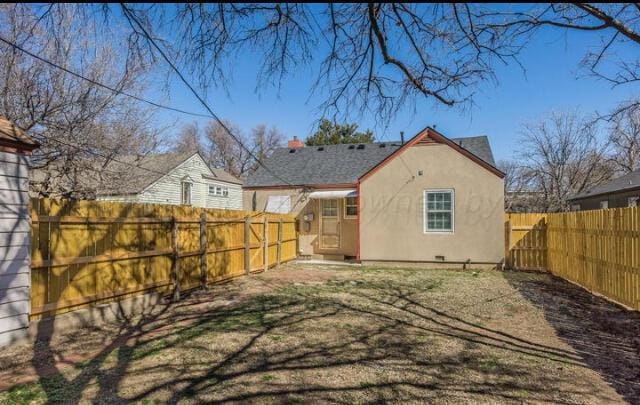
[568,184,640,201]
[202,173,243,185]
[243,183,357,190]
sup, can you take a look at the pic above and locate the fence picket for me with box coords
[28,198,298,319]
[506,208,640,310]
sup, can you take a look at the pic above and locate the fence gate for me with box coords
[504,213,548,271]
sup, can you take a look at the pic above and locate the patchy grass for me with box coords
[0,263,638,404]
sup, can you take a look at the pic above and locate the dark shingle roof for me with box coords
[245,135,496,187]
[569,169,640,200]
[451,136,496,167]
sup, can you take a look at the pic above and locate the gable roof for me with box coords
[569,169,640,200]
[98,151,242,195]
[0,117,39,150]
[244,131,499,188]
[96,151,198,195]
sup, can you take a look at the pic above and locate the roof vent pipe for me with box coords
[400,131,404,144]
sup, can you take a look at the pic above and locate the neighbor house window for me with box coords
[181,181,192,205]
[600,200,608,209]
[570,204,581,211]
[628,196,639,207]
[208,184,229,197]
[424,189,454,233]
[344,197,357,218]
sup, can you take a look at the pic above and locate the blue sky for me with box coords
[154,16,638,163]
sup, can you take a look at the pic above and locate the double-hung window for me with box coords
[344,197,357,218]
[424,189,454,233]
[208,184,229,197]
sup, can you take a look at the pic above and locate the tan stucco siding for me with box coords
[243,188,357,257]
[359,144,504,263]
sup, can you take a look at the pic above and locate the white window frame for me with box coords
[208,183,229,198]
[424,189,454,234]
[344,196,357,219]
[628,196,639,207]
[181,181,193,205]
[600,200,609,209]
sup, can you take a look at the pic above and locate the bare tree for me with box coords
[0,4,161,198]
[608,102,640,174]
[174,123,202,154]
[204,120,283,179]
[516,111,613,212]
[7,4,640,128]
[499,159,536,212]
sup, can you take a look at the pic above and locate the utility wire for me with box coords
[0,35,212,119]
[119,3,297,190]
[1,25,298,211]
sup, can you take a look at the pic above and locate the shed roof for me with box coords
[0,117,39,150]
[569,169,640,200]
[244,135,496,188]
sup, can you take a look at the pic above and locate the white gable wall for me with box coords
[0,151,31,347]
[100,154,243,210]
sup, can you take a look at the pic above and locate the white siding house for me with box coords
[0,117,38,347]
[99,152,243,210]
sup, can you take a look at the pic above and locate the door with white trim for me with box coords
[320,199,340,249]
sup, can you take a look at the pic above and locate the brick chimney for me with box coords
[288,136,304,149]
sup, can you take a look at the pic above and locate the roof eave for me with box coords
[568,184,640,201]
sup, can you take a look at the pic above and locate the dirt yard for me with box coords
[1,263,639,404]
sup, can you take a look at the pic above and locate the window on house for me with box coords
[321,199,338,217]
[344,197,357,218]
[570,204,581,211]
[424,190,454,233]
[628,196,639,207]
[600,200,609,209]
[208,184,229,197]
[181,181,192,205]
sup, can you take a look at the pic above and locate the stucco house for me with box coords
[244,127,505,266]
[97,152,243,209]
[568,168,640,210]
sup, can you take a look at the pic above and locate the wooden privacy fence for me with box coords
[30,198,297,319]
[505,208,640,310]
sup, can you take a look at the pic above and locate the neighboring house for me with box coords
[568,169,640,211]
[244,127,505,265]
[0,117,39,347]
[98,152,243,210]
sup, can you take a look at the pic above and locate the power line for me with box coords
[0,35,212,119]
[1,25,299,210]
[119,4,297,190]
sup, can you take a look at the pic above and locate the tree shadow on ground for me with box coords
[504,271,640,403]
[2,268,631,403]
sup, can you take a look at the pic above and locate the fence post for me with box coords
[171,216,180,301]
[244,215,251,275]
[200,211,207,288]
[277,218,283,268]
[507,217,513,270]
[263,216,269,271]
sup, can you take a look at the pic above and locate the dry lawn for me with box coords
[0,263,639,404]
